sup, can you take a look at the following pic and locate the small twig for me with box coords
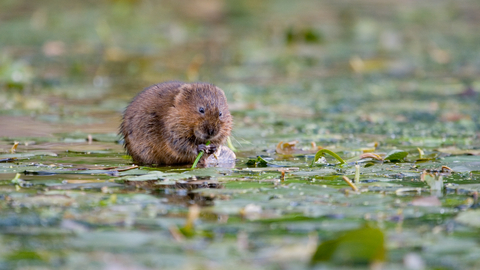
[441,165,453,173]
[169,225,185,242]
[359,153,383,161]
[342,176,359,192]
[354,164,360,183]
[98,165,138,172]
[10,141,19,154]
[279,169,286,182]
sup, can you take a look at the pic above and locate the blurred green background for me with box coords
[1,0,479,139]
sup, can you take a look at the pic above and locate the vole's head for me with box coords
[173,82,232,143]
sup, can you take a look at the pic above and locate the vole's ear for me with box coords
[214,86,227,97]
[174,83,193,105]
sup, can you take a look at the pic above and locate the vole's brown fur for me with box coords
[120,81,233,166]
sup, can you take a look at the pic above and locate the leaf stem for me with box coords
[227,136,237,152]
[191,141,211,169]
[311,149,346,166]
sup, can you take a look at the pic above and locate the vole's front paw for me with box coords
[197,144,207,154]
[205,144,217,155]
[197,144,217,155]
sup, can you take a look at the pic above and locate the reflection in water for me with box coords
[125,177,224,207]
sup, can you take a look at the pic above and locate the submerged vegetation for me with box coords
[1,0,480,269]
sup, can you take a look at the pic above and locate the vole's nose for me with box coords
[207,127,215,137]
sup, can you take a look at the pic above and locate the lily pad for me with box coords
[310,225,386,265]
[384,149,408,161]
[455,210,480,228]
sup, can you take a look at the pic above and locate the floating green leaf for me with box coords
[246,156,268,167]
[6,250,44,261]
[384,149,408,161]
[310,225,386,265]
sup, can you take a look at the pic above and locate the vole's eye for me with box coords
[219,111,223,117]
[199,107,205,114]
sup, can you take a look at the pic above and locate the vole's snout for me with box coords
[203,127,217,140]
[207,127,216,137]
[195,122,218,141]
[202,121,219,140]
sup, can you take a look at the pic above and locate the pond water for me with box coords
[1,0,480,269]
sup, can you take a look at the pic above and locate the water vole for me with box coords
[120,81,234,166]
